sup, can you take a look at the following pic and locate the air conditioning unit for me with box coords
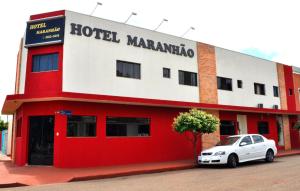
[257,103,264,108]
[273,105,279,109]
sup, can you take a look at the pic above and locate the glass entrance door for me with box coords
[28,116,54,165]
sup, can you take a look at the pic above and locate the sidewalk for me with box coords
[0,149,299,188]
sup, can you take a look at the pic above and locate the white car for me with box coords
[198,134,277,168]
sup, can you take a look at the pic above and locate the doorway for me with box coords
[28,116,54,165]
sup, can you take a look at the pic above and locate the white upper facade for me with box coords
[215,47,281,109]
[18,10,284,109]
[63,11,199,102]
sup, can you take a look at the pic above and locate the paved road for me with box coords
[4,155,300,191]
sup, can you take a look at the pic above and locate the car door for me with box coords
[252,135,267,158]
[236,136,255,162]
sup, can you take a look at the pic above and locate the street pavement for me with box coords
[3,155,300,191]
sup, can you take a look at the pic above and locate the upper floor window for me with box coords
[163,68,171,78]
[32,53,58,72]
[254,83,265,95]
[273,86,279,97]
[289,88,293,96]
[178,70,197,86]
[237,80,243,88]
[116,60,141,79]
[217,77,232,91]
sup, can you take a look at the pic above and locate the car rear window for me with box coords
[252,135,264,143]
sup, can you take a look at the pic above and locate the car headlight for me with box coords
[214,151,226,156]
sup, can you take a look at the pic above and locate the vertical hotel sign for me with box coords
[25,16,65,47]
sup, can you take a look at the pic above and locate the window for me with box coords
[220,121,235,135]
[116,60,141,79]
[16,118,22,137]
[237,80,243,88]
[32,53,58,72]
[258,121,269,134]
[106,117,150,137]
[163,68,170,78]
[273,86,279,97]
[67,116,96,137]
[240,136,253,145]
[289,88,293,95]
[178,70,197,86]
[254,83,265,95]
[217,77,232,91]
[252,135,264,143]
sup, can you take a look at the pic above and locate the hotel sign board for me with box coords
[25,16,65,47]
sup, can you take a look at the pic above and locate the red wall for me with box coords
[14,101,199,168]
[24,45,63,97]
[283,65,296,111]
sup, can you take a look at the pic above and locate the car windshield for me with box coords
[217,136,240,146]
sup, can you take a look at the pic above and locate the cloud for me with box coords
[241,48,278,61]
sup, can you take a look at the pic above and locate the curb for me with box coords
[277,152,300,158]
[0,183,28,189]
[69,165,195,182]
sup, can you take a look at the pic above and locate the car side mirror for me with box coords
[240,142,247,146]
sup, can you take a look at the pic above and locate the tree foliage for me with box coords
[0,118,8,131]
[172,109,219,164]
[173,109,219,134]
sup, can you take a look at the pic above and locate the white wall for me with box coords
[18,38,27,94]
[215,47,281,109]
[63,11,199,103]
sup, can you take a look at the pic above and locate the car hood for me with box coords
[202,145,233,154]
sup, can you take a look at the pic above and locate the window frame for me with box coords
[237,80,243,88]
[178,70,198,86]
[32,53,59,73]
[257,121,270,135]
[217,76,233,91]
[66,115,97,138]
[254,83,266,95]
[220,120,236,136]
[116,60,141,79]
[163,67,171,78]
[106,116,151,138]
[273,86,279,97]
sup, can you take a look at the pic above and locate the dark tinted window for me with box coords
[254,83,265,95]
[289,88,293,95]
[240,136,253,145]
[106,117,150,137]
[258,121,269,134]
[273,86,279,97]
[220,121,235,135]
[163,68,170,78]
[217,77,232,91]
[116,60,141,79]
[178,70,197,86]
[67,116,96,137]
[237,80,243,88]
[252,135,264,143]
[32,53,58,72]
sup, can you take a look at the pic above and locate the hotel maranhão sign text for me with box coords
[25,16,65,47]
[70,23,195,58]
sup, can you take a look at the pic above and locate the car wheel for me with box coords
[227,154,238,168]
[265,150,274,162]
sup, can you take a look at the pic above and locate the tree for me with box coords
[0,118,8,131]
[173,109,219,164]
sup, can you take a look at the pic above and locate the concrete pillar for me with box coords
[201,110,220,150]
[283,115,291,150]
